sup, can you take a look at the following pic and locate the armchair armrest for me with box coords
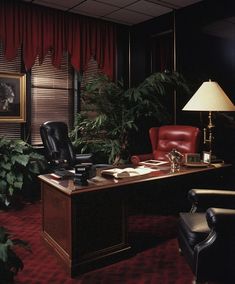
[194,207,235,279]
[188,189,235,211]
[130,153,154,166]
[206,208,235,233]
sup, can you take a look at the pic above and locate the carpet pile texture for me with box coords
[0,202,194,284]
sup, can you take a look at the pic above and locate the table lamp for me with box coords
[182,80,235,155]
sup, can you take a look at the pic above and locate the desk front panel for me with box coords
[72,188,129,261]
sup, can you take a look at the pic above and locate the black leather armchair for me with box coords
[178,188,235,283]
[40,121,92,169]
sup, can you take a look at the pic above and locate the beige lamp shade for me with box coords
[183,81,235,111]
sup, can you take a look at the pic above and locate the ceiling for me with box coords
[22,0,203,26]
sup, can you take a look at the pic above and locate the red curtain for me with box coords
[0,0,116,79]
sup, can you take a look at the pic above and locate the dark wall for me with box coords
[176,0,235,103]
[175,0,235,160]
[129,0,235,158]
[128,13,174,155]
[130,13,173,86]
[116,24,130,87]
[130,0,235,111]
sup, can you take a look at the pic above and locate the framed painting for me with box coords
[0,72,26,122]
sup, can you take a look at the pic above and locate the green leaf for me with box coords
[30,159,47,174]
[8,186,15,196]
[1,162,11,171]
[0,170,6,178]
[12,154,29,167]
[0,180,7,192]
[6,172,15,186]
[15,172,23,182]
[14,181,23,190]
[0,242,10,262]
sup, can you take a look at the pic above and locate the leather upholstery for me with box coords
[178,188,235,282]
[131,125,201,165]
[188,188,235,210]
[179,213,210,247]
[40,121,92,168]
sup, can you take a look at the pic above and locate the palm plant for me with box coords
[70,71,191,165]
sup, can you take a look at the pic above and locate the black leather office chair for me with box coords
[40,121,92,169]
[178,188,235,283]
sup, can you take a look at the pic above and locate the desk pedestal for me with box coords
[41,182,131,276]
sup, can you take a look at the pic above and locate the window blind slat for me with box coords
[31,52,73,145]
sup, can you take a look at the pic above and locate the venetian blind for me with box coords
[80,57,99,111]
[81,57,99,89]
[31,52,73,145]
[0,42,22,139]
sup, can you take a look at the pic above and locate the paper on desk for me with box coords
[211,163,223,168]
[101,166,158,179]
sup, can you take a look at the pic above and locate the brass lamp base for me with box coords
[203,111,214,154]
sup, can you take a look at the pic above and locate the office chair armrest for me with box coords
[206,207,235,232]
[49,151,64,166]
[188,189,235,211]
[131,153,154,166]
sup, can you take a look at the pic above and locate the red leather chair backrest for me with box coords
[150,125,201,160]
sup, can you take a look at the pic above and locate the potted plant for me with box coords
[0,138,47,208]
[70,71,191,165]
[0,226,31,284]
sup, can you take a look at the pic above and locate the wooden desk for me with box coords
[39,163,231,276]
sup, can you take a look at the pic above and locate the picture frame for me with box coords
[202,151,211,164]
[0,72,26,122]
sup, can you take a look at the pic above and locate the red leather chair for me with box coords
[131,125,201,166]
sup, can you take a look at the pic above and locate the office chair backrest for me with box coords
[40,121,75,167]
[150,125,201,160]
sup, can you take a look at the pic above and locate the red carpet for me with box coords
[0,202,194,284]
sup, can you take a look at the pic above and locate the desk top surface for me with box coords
[39,163,232,196]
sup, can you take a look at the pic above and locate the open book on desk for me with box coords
[101,166,158,179]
